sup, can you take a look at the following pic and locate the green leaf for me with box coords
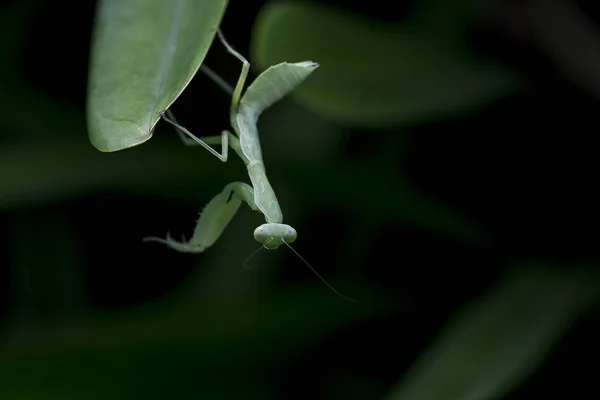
[251,2,520,128]
[385,264,599,400]
[87,0,228,152]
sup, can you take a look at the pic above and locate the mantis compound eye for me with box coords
[254,223,297,249]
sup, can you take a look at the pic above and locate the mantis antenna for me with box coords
[144,30,355,301]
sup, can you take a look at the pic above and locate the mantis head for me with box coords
[254,223,297,249]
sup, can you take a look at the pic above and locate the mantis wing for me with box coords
[239,61,319,123]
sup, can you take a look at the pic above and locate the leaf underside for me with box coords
[87,0,228,152]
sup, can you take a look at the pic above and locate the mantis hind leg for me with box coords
[143,182,256,254]
[214,29,250,115]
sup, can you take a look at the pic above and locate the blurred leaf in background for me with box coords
[385,263,599,400]
[252,1,520,128]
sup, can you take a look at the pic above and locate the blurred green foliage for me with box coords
[252,1,519,128]
[0,0,598,399]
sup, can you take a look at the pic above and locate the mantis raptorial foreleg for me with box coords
[143,179,295,253]
[143,181,256,253]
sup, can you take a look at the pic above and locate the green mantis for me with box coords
[143,31,355,301]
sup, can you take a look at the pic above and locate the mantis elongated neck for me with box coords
[235,112,263,163]
[247,161,283,224]
[233,110,284,225]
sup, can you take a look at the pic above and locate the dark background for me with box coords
[0,0,598,398]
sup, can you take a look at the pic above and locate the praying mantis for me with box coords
[143,30,355,301]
